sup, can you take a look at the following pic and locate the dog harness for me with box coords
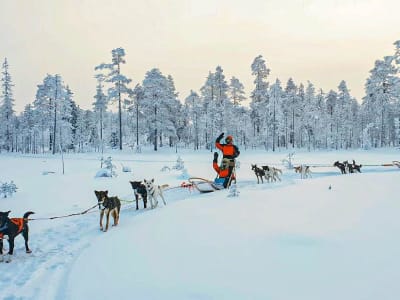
[0,218,24,239]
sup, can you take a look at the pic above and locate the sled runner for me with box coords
[188,177,225,193]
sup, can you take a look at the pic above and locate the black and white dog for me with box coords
[129,181,148,210]
[143,179,168,209]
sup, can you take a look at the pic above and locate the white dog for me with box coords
[143,179,168,209]
[268,167,282,182]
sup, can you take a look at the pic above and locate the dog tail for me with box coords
[23,211,35,222]
[160,184,169,190]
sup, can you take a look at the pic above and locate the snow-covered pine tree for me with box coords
[200,72,217,150]
[0,58,15,152]
[142,68,168,151]
[285,78,297,148]
[184,90,203,149]
[130,84,145,151]
[95,48,132,150]
[250,55,270,147]
[269,79,284,151]
[228,76,246,146]
[93,74,108,153]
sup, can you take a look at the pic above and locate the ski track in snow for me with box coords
[1,156,398,299]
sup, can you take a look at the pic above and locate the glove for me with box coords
[213,152,218,162]
[216,132,224,142]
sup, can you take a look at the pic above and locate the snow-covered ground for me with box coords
[1,148,400,300]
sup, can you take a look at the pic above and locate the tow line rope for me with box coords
[26,185,190,222]
[28,203,99,221]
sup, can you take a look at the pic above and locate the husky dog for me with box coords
[294,165,312,179]
[351,160,362,173]
[251,164,266,184]
[268,167,283,182]
[334,161,347,174]
[260,165,282,182]
[94,190,121,232]
[143,179,168,209]
[0,211,35,263]
[129,181,148,210]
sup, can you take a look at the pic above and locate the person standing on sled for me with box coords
[213,152,235,188]
[215,132,240,182]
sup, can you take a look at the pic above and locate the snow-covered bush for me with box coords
[227,183,239,197]
[0,181,18,198]
[96,156,117,177]
[161,166,171,172]
[281,152,295,169]
[172,156,184,170]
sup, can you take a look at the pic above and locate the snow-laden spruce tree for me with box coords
[32,74,73,154]
[95,48,132,150]
[284,78,298,148]
[0,58,15,152]
[228,76,246,146]
[183,90,203,150]
[213,66,230,132]
[363,56,397,147]
[142,69,180,150]
[130,84,145,150]
[200,72,217,150]
[250,55,270,148]
[93,74,108,154]
[268,79,284,151]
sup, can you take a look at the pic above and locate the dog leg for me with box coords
[8,237,15,255]
[104,211,110,232]
[135,194,139,210]
[144,196,147,209]
[160,191,166,206]
[112,210,119,226]
[23,228,32,253]
[4,254,11,263]
[99,210,104,231]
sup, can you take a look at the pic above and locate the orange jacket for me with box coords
[215,142,240,159]
[213,161,230,178]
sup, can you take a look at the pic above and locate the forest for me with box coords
[1,41,400,154]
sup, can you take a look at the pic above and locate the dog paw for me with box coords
[26,249,32,254]
[4,254,11,263]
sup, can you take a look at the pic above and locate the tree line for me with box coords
[1,42,400,154]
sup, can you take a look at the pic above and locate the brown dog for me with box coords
[294,165,312,179]
[94,191,121,232]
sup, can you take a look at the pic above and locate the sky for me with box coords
[1,0,400,112]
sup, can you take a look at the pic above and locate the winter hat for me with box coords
[225,135,233,143]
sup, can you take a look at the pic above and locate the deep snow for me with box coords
[1,148,399,300]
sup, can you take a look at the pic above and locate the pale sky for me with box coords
[1,0,400,112]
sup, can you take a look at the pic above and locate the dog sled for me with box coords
[188,177,225,193]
